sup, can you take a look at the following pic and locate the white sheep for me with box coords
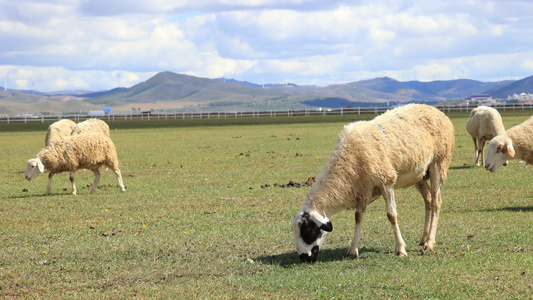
[72,118,110,137]
[25,133,126,195]
[465,106,506,166]
[45,119,76,146]
[291,104,455,262]
[484,115,533,172]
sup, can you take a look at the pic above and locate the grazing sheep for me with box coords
[25,133,126,195]
[72,118,110,137]
[484,115,533,172]
[45,119,76,146]
[465,106,506,167]
[291,104,455,262]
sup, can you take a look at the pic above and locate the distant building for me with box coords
[465,94,493,102]
[88,111,105,117]
[465,94,495,105]
[508,92,533,102]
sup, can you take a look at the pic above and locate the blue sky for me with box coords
[1,0,533,91]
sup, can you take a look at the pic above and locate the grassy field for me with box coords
[1,109,532,299]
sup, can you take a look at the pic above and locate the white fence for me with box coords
[1,103,533,123]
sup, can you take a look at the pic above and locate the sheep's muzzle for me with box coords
[299,246,320,263]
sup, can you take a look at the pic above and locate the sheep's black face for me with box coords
[291,209,333,263]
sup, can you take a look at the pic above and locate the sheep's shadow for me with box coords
[255,247,382,267]
[483,205,533,212]
[7,192,76,199]
[449,165,475,170]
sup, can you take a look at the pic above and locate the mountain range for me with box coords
[1,71,532,115]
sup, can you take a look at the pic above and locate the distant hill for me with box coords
[343,77,504,100]
[1,71,532,114]
[78,87,128,98]
[85,71,284,109]
[484,75,533,98]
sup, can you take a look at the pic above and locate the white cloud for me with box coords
[1,0,533,91]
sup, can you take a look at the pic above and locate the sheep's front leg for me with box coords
[383,186,407,257]
[90,168,100,194]
[69,171,77,195]
[47,173,54,194]
[113,168,126,192]
[347,210,364,258]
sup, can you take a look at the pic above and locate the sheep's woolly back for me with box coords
[505,115,533,164]
[466,106,505,139]
[45,119,76,146]
[38,133,120,173]
[305,104,455,214]
[72,119,110,137]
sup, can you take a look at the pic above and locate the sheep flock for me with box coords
[20,104,531,263]
[25,118,125,195]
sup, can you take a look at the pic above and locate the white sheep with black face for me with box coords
[291,209,333,262]
[291,104,455,262]
[485,115,533,172]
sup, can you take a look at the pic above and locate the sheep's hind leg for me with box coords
[69,171,77,195]
[424,164,443,252]
[114,169,126,192]
[90,169,100,194]
[347,210,364,258]
[473,137,482,166]
[383,185,407,257]
[478,138,487,167]
[415,180,431,247]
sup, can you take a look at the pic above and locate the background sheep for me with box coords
[25,133,126,195]
[484,115,533,172]
[72,118,110,137]
[291,104,455,262]
[465,106,506,166]
[45,119,76,146]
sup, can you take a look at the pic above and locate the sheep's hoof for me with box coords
[395,248,408,257]
[347,247,360,259]
[347,252,360,259]
[422,242,435,253]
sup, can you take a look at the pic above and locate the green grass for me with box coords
[1,110,532,299]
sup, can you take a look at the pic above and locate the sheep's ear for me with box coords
[308,210,333,232]
[506,144,515,157]
[37,160,45,173]
[320,221,333,232]
[498,144,516,157]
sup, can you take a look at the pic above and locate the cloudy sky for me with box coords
[1,0,533,92]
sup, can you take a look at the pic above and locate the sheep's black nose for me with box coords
[299,246,320,263]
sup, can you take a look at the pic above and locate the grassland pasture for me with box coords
[1,110,532,298]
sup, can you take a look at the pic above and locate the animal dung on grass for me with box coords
[291,104,455,262]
